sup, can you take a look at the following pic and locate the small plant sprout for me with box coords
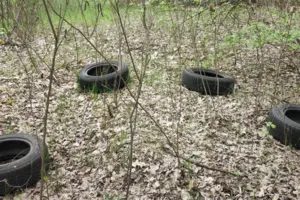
[266,121,276,129]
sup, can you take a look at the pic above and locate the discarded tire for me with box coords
[78,61,129,93]
[182,68,235,95]
[0,134,50,195]
[267,104,300,149]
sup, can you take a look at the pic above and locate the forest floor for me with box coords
[1,3,300,200]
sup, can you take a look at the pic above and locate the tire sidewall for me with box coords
[0,134,48,195]
[184,68,236,83]
[268,104,300,149]
[182,68,235,95]
[278,104,300,130]
[79,61,128,84]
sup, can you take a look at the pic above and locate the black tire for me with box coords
[267,104,300,149]
[78,61,129,93]
[0,134,50,195]
[181,68,236,95]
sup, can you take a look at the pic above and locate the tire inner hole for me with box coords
[0,140,30,165]
[88,65,117,76]
[285,110,300,124]
[194,70,224,78]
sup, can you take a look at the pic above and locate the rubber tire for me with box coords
[0,134,50,195]
[181,68,235,95]
[78,61,129,93]
[267,104,300,149]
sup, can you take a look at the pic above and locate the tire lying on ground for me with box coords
[0,134,50,195]
[181,68,236,95]
[267,104,300,149]
[78,61,129,93]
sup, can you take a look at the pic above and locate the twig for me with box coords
[124,1,151,197]
[110,1,141,83]
[49,0,179,166]
[162,146,248,178]
[40,0,68,199]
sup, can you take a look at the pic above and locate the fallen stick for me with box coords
[161,146,248,178]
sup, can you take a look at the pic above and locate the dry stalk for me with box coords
[40,0,68,199]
